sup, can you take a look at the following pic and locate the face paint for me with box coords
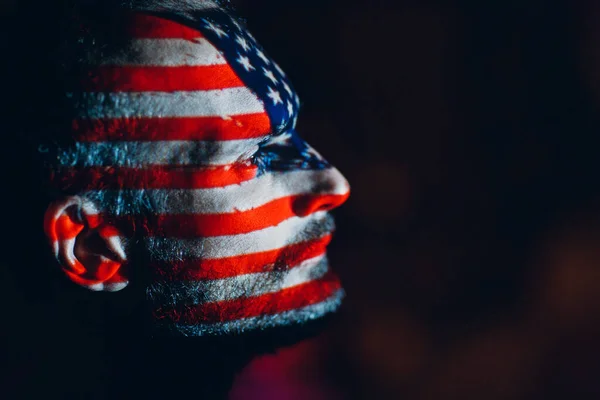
[47,5,350,336]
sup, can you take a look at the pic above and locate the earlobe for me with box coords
[44,197,128,292]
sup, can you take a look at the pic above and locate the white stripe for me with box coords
[87,281,129,292]
[124,0,220,12]
[100,38,226,67]
[59,139,265,167]
[147,255,328,305]
[106,236,127,261]
[84,168,350,214]
[146,211,334,260]
[165,289,345,336]
[61,238,78,266]
[69,88,265,119]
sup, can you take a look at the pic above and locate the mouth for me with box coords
[296,211,336,242]
[270,212,335,269]
[147,211,336,280]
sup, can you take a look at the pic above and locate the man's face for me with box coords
[48,7,349,336]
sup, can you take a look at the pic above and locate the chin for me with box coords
[147,213,345,337]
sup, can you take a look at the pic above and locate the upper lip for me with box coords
[297,213,336,243]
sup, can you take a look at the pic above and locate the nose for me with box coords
[292,167,350,217]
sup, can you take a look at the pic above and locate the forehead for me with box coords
[73,10,300,141]
[180,11,301,133]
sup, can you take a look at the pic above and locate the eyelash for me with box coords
[264,131,292,145]
[234,132,288,164]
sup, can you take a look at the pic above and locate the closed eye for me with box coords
[240,131,292,162]
[261,131,293,146]
[236,143,261,162]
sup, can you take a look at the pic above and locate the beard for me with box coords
[101,210,345,398]
[141,212,343,336]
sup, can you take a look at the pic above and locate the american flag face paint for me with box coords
[45,4,350,336]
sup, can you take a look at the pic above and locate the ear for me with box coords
[44,196,128,292]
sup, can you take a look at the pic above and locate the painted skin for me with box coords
[45,4,350,336]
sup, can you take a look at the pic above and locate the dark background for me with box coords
[230,0,600,399]
[3,0,600,398]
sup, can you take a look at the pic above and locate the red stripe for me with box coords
[48,192,345,240]
[82,65,244,92]
[135,193,349,237]
[152,235,333,280]
[49,214,128,241]
[153,272,341,324]
[47,215,83,242]
[48,214,124,241]
[71,114,271,141]
[51,164,257,190]
[127,14,203,39]
[64,260,123,287]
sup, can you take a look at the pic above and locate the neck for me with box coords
[105,315,337,398]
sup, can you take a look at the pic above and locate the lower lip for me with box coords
[269,233,333,271]
[150,233,333,281]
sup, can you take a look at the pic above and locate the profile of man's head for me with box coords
[20,0,350,338]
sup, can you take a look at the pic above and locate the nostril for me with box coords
[292,193,350,217]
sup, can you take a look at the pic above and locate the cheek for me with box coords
[142,175,344,334]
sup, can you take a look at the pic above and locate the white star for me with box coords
[282,81,293,96]
[204,20,228,38]
[267,87,283,105]
[287,100,294,116]
[263,67,278,84]
[274,62,286,77]
[269,131,292,145]
[294,94,301,107]
[236,54,255,71]
[231,17,243,31]
[235,35,251,52]
[247,31,257,43]
[276,120,287,133]
[256,48,270,64]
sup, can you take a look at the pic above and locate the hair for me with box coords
[0,0,156,310]
[0,2,68,298]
